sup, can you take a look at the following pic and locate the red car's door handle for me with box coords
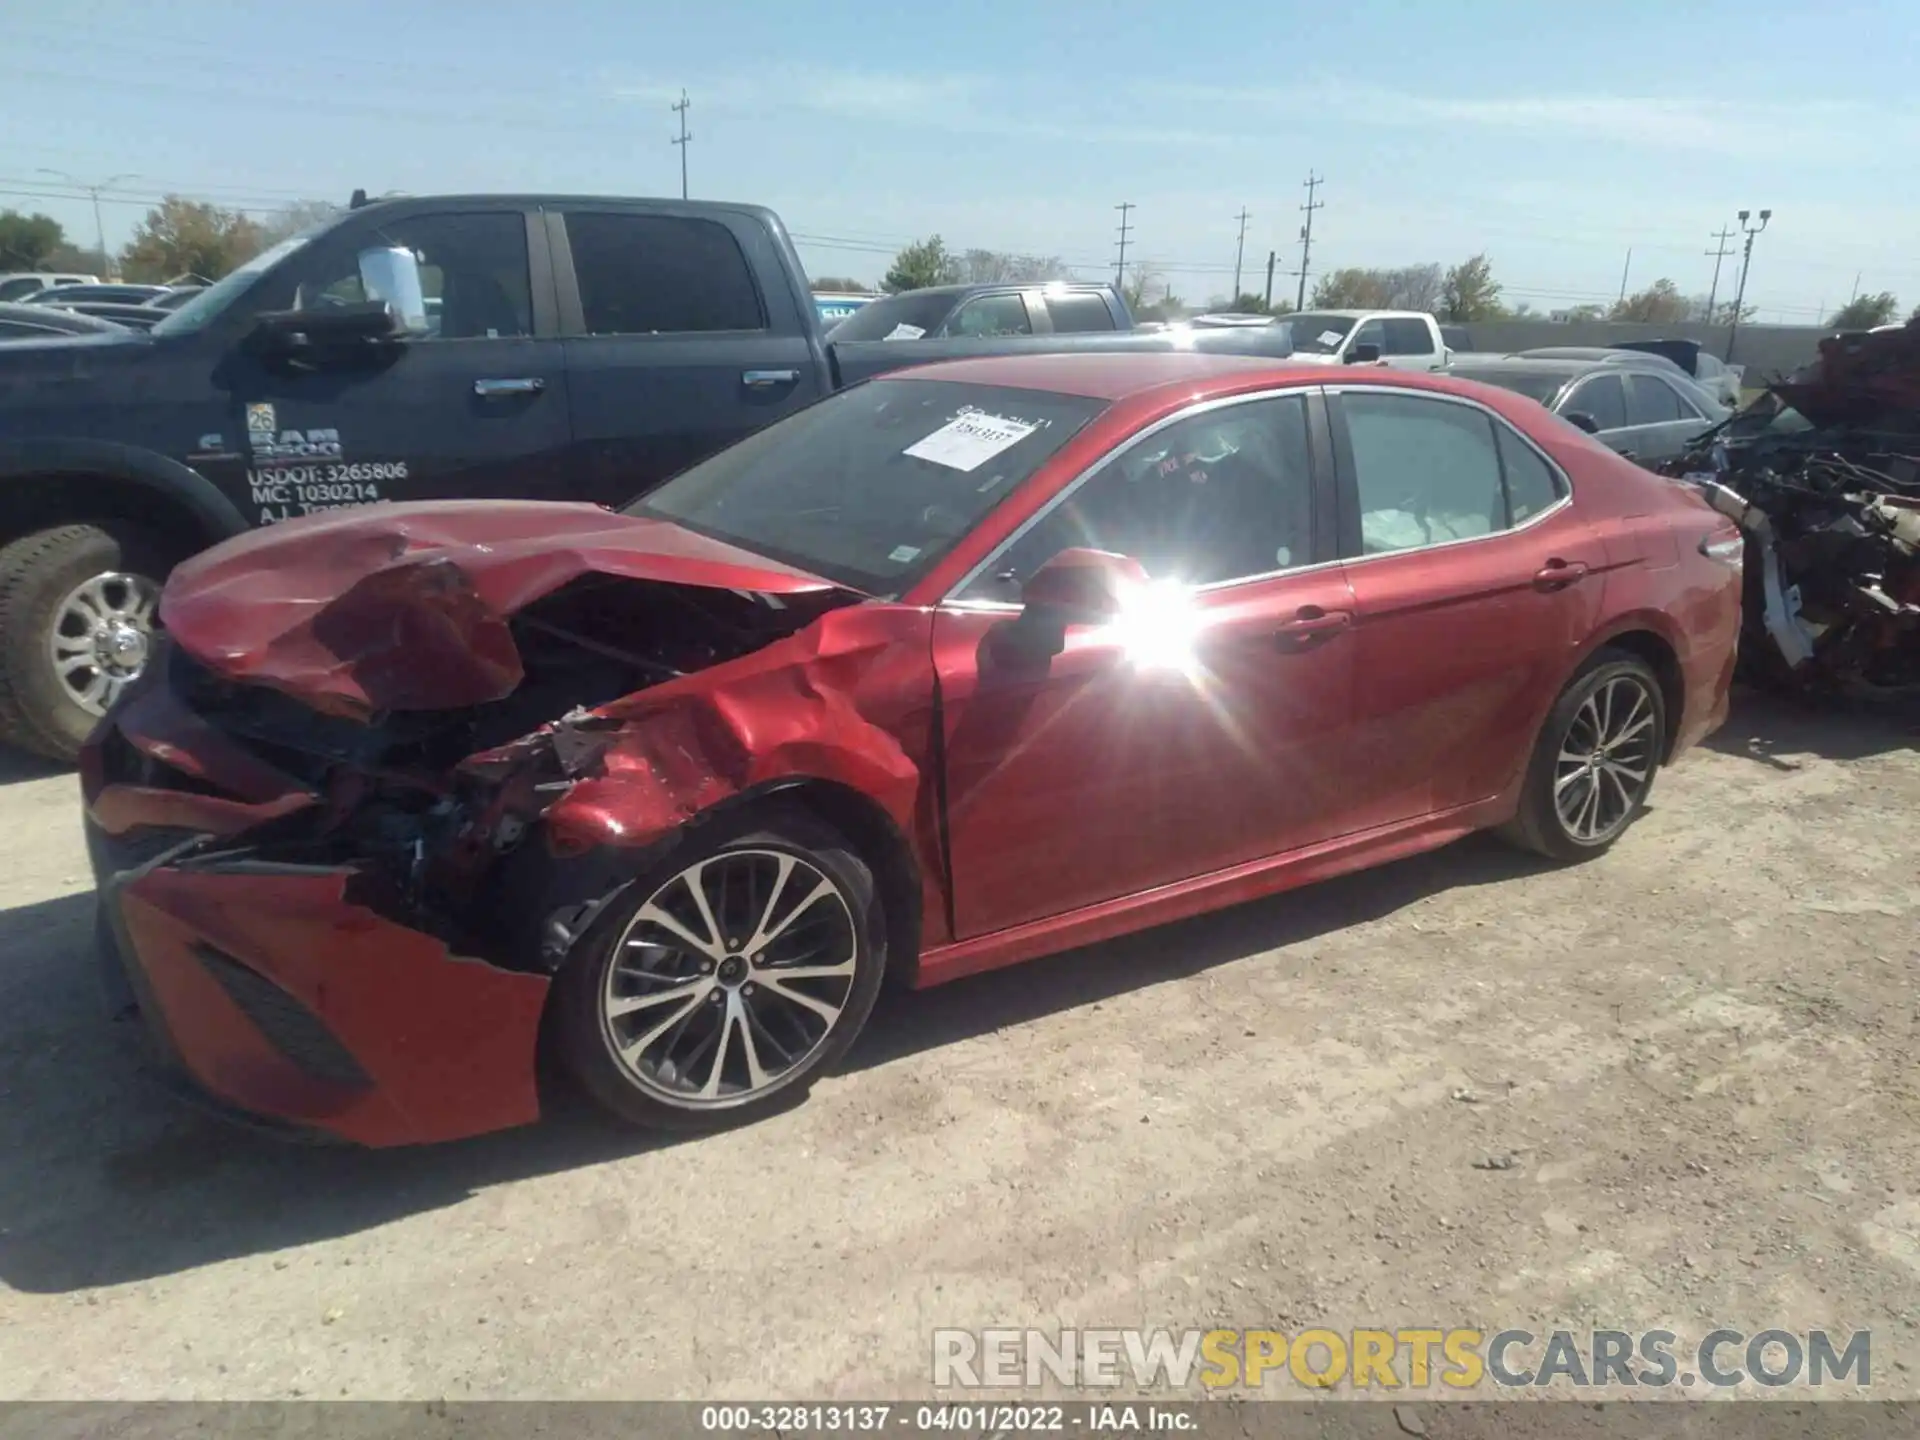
[1274,607,1353,643]
[1533,559,1590,589]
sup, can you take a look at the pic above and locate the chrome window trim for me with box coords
[1320,383,1575,566]
[940,385,1324,605]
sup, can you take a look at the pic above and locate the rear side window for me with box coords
[1625,373,1686,425]
[1381,317,1434,355]
[1494,424,1566,524]
[948,293,1031,337]
[1562,373,1627,430]
[1343,393,1506,553]
[566,212,765,335]
[1045,291,1117,333]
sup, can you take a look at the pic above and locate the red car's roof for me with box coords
[885,351,1495,406]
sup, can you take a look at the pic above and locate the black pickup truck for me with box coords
[0,192,1293,759]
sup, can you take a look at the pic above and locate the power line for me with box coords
[1113,202,1135,287]
[1231,207,1249,299]
[1703,226,1735,324]
[1293,171,1323,310]
[670,90,692,201]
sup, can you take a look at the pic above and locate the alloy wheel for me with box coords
[48,570,160,716]
[600,848,861,1107]
[1553,674,1659,845]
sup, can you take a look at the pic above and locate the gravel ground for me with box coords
[0,690,1915,1404]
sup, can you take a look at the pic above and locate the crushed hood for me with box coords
[161,500,855,718]
[1771,316,1920,432]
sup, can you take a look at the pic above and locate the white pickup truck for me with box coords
[1277,309,1451,371]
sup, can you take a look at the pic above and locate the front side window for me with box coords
[1381,317,1434,355]
[961,394,1316,602]
[566,212,764,336]
[1561,373,1628,431]
[1344,393,1506,554]
[292,213,532,340]
[1351,319,1385,353]
[630,379,1107,593]
[948,293,1031,338]
[0,278,43,302]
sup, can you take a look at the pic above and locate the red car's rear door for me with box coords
[930,388,1364,941]
[1327,387,1610,830]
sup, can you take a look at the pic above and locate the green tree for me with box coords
[808,274,870,292]
[958,249,1074,284]
[1223,292,1272,314]
[259,199,343,246]
[1310,264,1441,311]
[119,196,267,282]
[1827,292,1900,329]
[1609,278,1689,324]
[883,235,960,293]
[1439,253,1504,321]
[0,210,68,270]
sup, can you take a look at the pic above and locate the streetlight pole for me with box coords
[1724,207,1770,362]
[36,170,139,278]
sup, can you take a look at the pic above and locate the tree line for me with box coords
[872,233,1919,331]
[0,196,340,284]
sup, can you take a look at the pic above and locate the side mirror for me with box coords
[356,245,429,333]
[249,300,403,358]
[1563,411,1602,435]
[1345,342,1382,365]
[1020,547,1149,622]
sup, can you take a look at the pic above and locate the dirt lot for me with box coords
[0,691,1916,1404]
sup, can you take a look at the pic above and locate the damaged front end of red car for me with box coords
[82,501,919,1147]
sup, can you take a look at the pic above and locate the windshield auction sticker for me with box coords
[904,411,1039,472]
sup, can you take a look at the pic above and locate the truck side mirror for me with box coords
[248,301,404,361]
[1563,411,1602,435]
[356,246,430,334]
[1345,342,1382,365]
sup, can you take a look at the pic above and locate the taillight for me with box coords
[1700,529,1745,568]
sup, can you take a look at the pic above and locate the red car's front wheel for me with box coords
[554,808,888,1130]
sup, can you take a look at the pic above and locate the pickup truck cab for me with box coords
[828,281,1131,341]
[1278,309,1451,371]
[0,272,101,303]
[0,193,1291,760]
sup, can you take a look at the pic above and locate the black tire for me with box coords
[552,806,887,1131]
[1500,649,1667,862]
[0,522,176,763]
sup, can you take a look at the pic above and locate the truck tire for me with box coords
[0,522,175,763]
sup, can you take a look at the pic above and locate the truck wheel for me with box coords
[0,523,173,763]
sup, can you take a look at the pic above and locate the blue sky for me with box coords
[5,0,1916,322]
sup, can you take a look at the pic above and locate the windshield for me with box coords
[827,290,960,342]
[628,378,1108,593]
[0,278,45,302]
[1448,366,1569,405]
[151,234,311,335]
[1280,314,1357,355]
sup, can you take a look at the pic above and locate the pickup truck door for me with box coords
[214,208,574,526]
[549,207,831,509]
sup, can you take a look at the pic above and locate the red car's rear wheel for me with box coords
[554,808,887,1130]
[1503,650,1666,861]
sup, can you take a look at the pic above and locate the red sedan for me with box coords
[81,354,1741,1146]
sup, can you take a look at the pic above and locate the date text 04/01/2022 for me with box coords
[247,460,409,524]
[698,1404,1195,1433]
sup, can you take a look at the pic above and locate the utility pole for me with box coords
[1231,207,1250,301]
[670,90,692,200]
[1294,172,1323,311]
[1617,248,1633,307]
[1263,249,1277,310]
[1725,208,1771,361]
[36,169,138,277]
[1704,226,1735,324]
[1113,202,1135,289]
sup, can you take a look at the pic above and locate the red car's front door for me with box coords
[929,388,1366,942]
[1328,388,1611,831]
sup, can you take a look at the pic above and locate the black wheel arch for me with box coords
[0,438,248,554]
